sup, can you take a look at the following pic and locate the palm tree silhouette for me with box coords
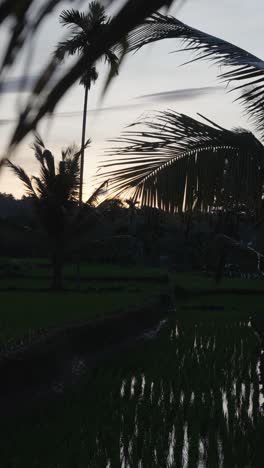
[8,137,90,290]
[101,111,264,217]
[55,1,119,204]
[5,1,187,149]
[99,12,264,218]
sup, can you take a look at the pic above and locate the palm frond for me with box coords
[31,132,46,165]
[34,132,45,149]
[59,9,88,30]
[66,152,80,179]
[32,176,47,198]
[8,0,176,148]
[86,180,109,207]
[80,66,99,88]
[127,12,264,137]
[62,149,81,200]
[61,144,78,161]
[74,139,91,158]
[55,34,85,61]
[7,160,36,197]
[43,149,55,178]
[102,49,120,96]
[99,111,264,214]
[87,1,107,26]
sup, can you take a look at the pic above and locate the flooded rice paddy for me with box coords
[1,313,264,467]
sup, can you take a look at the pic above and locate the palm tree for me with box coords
[55,2,119,205]
[7,136,90,290]
[4,1,180,150]
[100,111,264,217]
[99,12,264,219]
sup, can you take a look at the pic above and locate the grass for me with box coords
[0,257,167,279]
[0,257,168,350]
[0,283,163,351]
[1,256,264,351]
[173,271,264,291]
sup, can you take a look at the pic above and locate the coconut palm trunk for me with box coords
[79,84,89,205]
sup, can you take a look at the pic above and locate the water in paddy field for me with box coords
[2,316,264,467]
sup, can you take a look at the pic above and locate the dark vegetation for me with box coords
[1,2,264,467]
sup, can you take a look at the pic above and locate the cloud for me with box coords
[0,76,222,105]
[0,84,223,124]
[135,86,223,103]
[0,119,15,125]
[0,76,38,94]
[57,103,143,116]
[56,86,223,116]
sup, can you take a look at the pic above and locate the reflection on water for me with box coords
[89,319,263,468]
[2,317,264,467]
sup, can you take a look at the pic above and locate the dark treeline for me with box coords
[0,193,46,258]
[0,193,33,220]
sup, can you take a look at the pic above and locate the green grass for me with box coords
[173,271,264,291]
[0,257,167,279]
[0,258,169,350]
[0,283,162,351]
[1,257,264,351]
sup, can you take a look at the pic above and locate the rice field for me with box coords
[1,306,263,467]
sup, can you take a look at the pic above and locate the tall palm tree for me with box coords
[99,12,264,218]
[7,137,90,290]
[55,2,119,205]
[5,0,179,151]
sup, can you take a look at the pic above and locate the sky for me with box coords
[0,0,263,199]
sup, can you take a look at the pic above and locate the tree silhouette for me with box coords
[8,136,90,290]
[55,2,119,204]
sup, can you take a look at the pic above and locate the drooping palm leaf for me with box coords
[59,9,89,31]
[0,0,175,80]
[86,180,109,207]
[80,66,99,89]
[100,111,264,214]
[8,136,83,204]
[31,133,45,164]
[8,0,176,148]
[7,160,36,197]
[72,139,91,158]
[32,176,47,198]
[126,12,264,138]
[55,34,86,62]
